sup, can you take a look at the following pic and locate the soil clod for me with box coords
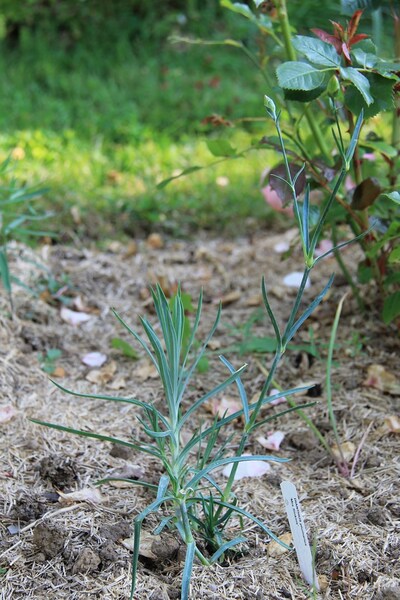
[39,454,78,489]
[32,523,66,558]
[71,547,101,574]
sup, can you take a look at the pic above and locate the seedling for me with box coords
[110,337,139,360]
[32,97,365,598]
[0,158,51,315]
[38,348,62,375]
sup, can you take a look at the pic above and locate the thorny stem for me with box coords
[274,0,332,163]
[391,3,400,149]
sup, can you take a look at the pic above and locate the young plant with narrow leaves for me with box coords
[0,158,51,315]
[32,93,367,598]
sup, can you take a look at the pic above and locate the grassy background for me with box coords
[1,37,274,239]
[0,1,392,240]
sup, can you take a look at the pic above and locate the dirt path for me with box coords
[1,232,399,599]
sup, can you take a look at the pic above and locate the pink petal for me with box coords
[257,431,285,451]
[269,388,287,406]
[60,307,92,327]
[262,185,294,216]
[0,405,18,424]
[222,453,271,480]
[82,352,107,367]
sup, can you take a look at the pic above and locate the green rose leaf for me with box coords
[283,84,328,102]
[382,291,400,324]
[277,62,330,91]
[206,139,237,157]
[292,36,340,67]
[345,73,393,118]
[388,247,400,264]
[351,48,377,69]
[340,67,373,105]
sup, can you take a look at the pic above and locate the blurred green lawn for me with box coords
[0,31,279,240]
[0,1,390,240]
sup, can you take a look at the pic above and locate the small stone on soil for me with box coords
[151,535,180,560]
[109,443,133,459]
[286,430,318,451]
[367,508,387,527]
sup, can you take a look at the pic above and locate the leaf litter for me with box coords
[0,231,399,599]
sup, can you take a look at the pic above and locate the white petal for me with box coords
[283,272,311,288]
[82,352,107,367]
[60,306,92,326]
[273,241,290,254]
[222,454,271,480]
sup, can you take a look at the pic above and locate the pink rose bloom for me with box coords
[262,184,294,217]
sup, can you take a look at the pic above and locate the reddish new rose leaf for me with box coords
[342,42,351,62]
[348,9,364,39]
[350,33,369,46]
[311,28,342,52]
[330,20,345,37]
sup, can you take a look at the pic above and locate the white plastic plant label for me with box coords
[280,480,319,590]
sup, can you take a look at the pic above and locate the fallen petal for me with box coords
[58,487,103,505]
[206,396,242,419]
[107,376,127,390]
[0,405,18,424]
[273,241,290,254]
[82,352,107,367]
[283,272,311,288]
[314,239,333,258]
[121,531,160,559]
[269,388,287,406]
[363,364,400,395]
[134,361,159,381]
[60,306,92,327]
[262,184,294,216]
[257,431,285,451]
[384,415,400,434]
[222,454,271,480]
[86,361,117,384]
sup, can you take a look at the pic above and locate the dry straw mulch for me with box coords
[1,231,399,599]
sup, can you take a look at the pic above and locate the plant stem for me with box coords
[274,0,332,163]
[326,294,346,451]
[347,111,363,186]
[392,6,400,149]
[332,223,364,311]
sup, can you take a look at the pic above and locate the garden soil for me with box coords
[0,230,399,600]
